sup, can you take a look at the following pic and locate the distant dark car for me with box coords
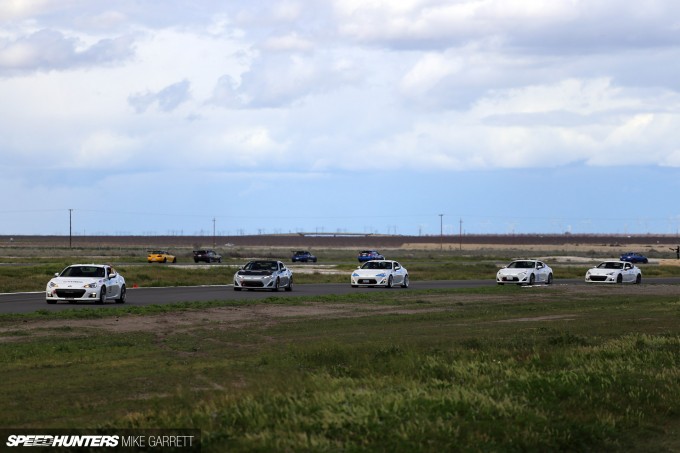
[292,251,317,263]
[193,249,222,263]
[358,250,385,262]
[619,252,648,264]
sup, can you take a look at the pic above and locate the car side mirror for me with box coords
[54,272,59,277]
[109,273,117,279]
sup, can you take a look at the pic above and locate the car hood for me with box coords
[587,267,621,275]
[237,270,273,276]
[497,268,531,276]
[49,277,104,285]
[353,268,392,277]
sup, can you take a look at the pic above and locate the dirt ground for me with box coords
[2,284,677,343]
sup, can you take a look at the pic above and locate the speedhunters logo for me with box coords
[6,435,118,448]
[1,430,200,452]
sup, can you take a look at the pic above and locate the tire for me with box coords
[97,287,106,304]
[115,285,126,304]
[547,273,553,285]
[218,258,222,263]
[163,258,167,263]
[617,274,623,284]
[285,276,293,292]
[272,278,280,292]
[46,299,56,304]
[386,275,393,288]
[401,275,409,288]
[194,259,199,263]
[529,274,535,285]
[351,285,358,288]
[234,286,242,291]
[635,274,642,284]
[172,258,177,263]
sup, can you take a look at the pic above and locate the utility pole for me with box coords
[212,218,216,248]
[69,209,73,249]
[459,218,463,251]
[439,214,444,250]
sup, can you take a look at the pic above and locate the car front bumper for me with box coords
[46,288,102,301]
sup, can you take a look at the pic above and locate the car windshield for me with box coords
[61,266,105,278]
[362,261,393,270]
[598,262,623,269]
[507,261,535,269]
[244,261,278,271]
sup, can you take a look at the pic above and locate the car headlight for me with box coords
[48,281,58,288]
[352,272,359,277]
[84,282,98,289]
[376,273,386,277]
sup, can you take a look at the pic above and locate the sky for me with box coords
[2,0,680,237]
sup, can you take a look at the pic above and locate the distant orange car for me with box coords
[147,250,176,263]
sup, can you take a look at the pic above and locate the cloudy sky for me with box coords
[2,0,680,237]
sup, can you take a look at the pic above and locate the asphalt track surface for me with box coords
[1,278,679,314]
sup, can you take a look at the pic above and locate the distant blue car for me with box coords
[358,250,385,262]
[619,252,648,264]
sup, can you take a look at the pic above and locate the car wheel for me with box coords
[401,275,409,288]
[387,275,393,288]
[547,273,553,285]
[272,278,280,292]
[351,285,358,288]
[529,274,535,285]
[285,277,293,292]
[194,259,198,263]
[163,258,167,263]
[635,274,642,284]
[172,257,177,263]
[617,274,623,284]
[97,287,106,304]
[234,286,242,291]
[115,285,126,304]
[218,258,222,263]
[46,299,56,304]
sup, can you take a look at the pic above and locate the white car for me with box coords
[497,259,553,285]
[585,260,642,284]
[233,260,293,291]
[351,260,409,288]
[46,264,126,304]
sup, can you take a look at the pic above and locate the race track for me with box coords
[1,278,679,314]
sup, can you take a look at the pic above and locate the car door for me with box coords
[622,263,634,282]
[105,266,120,298]
[536,262,548,283]
[393,262,405,285]
[277,262,290,286]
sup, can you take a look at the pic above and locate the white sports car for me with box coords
[496,259,553,285]
[585,260,642,284]
[46,264,126,304]
[233,260,293,291]
[351,260,409,288]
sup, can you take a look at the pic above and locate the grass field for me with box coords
[1,285,679,451]
[1,243,679,451]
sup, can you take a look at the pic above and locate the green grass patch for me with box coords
[0,288,678,451]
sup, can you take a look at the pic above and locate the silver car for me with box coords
[496,259,553,285]
[233,260,293,291]
[351,260,409,288]
[46,264,126,304]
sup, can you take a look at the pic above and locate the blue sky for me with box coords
[1,1,680,236]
